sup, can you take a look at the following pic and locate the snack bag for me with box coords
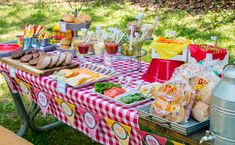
[150,78,195,123]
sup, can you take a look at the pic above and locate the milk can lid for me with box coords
[223,64,235,79]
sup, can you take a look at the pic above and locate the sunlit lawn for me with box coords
[0,1,235,145]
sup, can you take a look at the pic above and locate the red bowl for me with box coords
[142,59,184,83]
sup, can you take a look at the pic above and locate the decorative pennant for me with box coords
[55,97,75,127]
[105,118,131,145]
[9,66,16,78]
[33,87,53,116]
[15,78,31,98]
[171,141,184,145]
[136,129,167,145]
[77,107,101,139]
[1,72,16,93]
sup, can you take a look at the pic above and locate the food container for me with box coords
[142,59,184,83]
[105,42,119,54]
[22,38,33,50]
[16,35,24,47]
[50,62,119,89]
[93,89,152,108]
[78,43,89,54]
[189,44,228,66]
[88,40,97,54]
[72,37,83,50]
[94,42,105,55]
[121,41,135,56]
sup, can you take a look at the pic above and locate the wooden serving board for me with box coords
[0,57,79,76]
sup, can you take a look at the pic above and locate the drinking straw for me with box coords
[85,31,93,44]
[136,13,144,25]
[117,33,125,44]
[153,16,158,28]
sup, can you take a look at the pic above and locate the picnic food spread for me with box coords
[0,12,231,145]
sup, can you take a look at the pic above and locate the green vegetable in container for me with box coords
[94,82,121,94]
[119,93,146,104]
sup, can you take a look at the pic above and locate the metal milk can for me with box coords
[200,64,235,145]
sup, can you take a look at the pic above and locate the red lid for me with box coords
[0,44,21,52]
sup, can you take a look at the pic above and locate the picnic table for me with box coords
[0,45,207,145]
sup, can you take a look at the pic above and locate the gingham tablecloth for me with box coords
[0,57,151,145]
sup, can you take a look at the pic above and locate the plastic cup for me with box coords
[94,42,105,55]
[105,42,118,54]
[78,43,89,54]
[17,35,24,47]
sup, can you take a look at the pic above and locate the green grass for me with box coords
[0,1,235,145]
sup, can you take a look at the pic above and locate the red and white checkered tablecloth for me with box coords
[0,56,151,145]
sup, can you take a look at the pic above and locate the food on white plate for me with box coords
[94,82,126,98]
[191,101,209,122]
[150,79,195,123]
[118,93,147,104]
[61,14,74,23]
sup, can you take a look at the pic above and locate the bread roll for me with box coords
[61,14,74,23]
[191,101,209,122]
[74,13,92,24]
[166,107,186,123]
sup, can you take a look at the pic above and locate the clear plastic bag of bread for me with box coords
[150,78,195,123]
[190,71,220,122]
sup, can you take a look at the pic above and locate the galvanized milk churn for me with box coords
[200,64,235,145]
